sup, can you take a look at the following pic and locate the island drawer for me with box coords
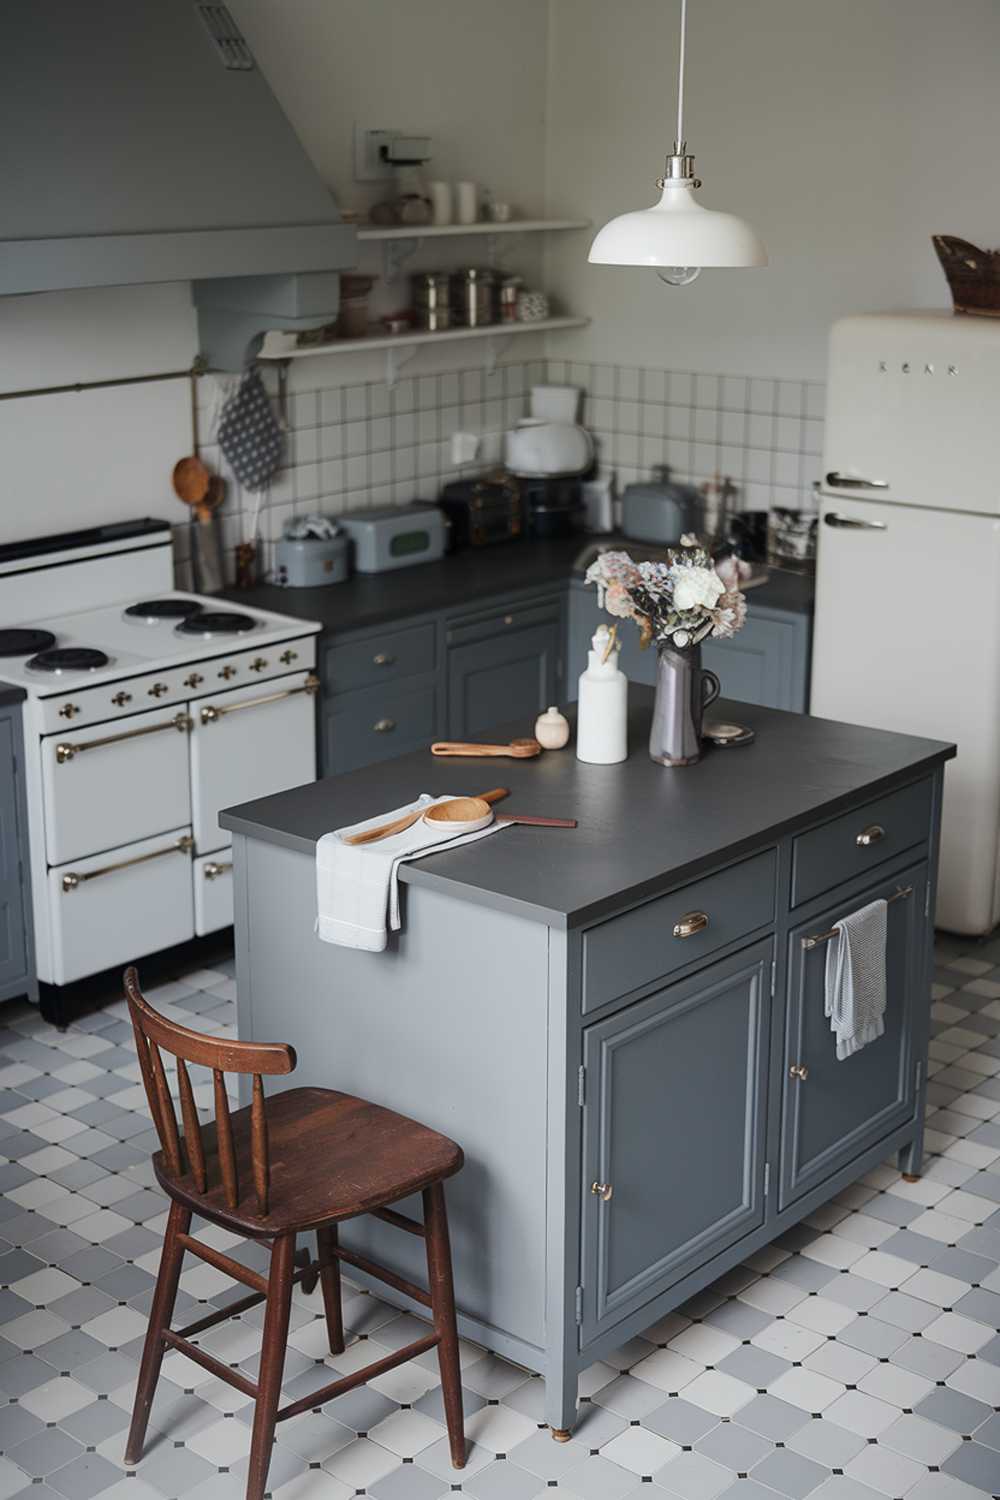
[323,622,436,695]
[790,777,933,909]
[581,848,777,1013]
[321,676,438,775]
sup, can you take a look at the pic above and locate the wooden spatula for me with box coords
[431,738,542,759]
[343,787,509,846]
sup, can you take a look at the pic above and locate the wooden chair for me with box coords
[122,966,466,1500]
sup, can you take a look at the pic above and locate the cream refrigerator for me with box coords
[811,311,1000,935]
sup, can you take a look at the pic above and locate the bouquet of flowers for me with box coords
[585,536,747,650]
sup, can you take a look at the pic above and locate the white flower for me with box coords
[679,532,700,548]
[673,629,690,647]
[671,564,725,612]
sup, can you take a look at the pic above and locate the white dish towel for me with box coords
[316,794,504,952]
[824,897,888,1061]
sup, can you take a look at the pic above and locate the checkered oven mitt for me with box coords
[217,369,285,492]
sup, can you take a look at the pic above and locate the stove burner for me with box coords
[175,610,256,638]
[0,628,57,658]
[27,647,110,674]
[124,599,204,623]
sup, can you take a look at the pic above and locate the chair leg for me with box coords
[316,1224,345,1355]
[423,1182,465,1469]
[125,1200,191,1465]
[246,1232,296,1500]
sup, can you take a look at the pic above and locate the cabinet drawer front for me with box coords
[581,941,772,1344]
[582,849,777,1013]
[324,678,438,775]
[446,597,561,648]
[779,861,927,1210]
[323,623,435,695]
[791,778,933,908]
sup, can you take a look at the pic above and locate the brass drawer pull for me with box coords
[789,1063,809,1081]
[56,711,192,763]
[856,824,885,847]
[279,649,298,665]
[591,1181,613,1201]
[373,653,396,667]
[503,614,514,625]
[673,911,709,939]
[62,834,193,891]
[203,860,233,881]
[801,884,913,950]
[373,717,396,733]
[200,674,319,724]
[111,691,132,707]
[249,657,269,673]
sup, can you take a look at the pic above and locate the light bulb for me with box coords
[657,266,701,286]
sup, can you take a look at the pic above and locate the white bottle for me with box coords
[576,624,628,764]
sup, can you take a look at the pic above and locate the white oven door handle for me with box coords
[62,834,194,891]
[199,673,319,724]
[56,711,193,764]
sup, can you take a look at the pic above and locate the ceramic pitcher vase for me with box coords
[649,643,721,767]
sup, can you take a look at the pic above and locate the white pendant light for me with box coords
[588,0,766,284]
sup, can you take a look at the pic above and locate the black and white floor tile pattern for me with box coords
[0,934,999,1500]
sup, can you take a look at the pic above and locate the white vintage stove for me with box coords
[0,518,320,987]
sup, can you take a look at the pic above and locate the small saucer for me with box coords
[703,720,756,748]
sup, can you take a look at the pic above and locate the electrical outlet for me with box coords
[353,124,398,182]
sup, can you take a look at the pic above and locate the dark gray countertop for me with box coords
[0,683,26,708]
[221,539,813,636]
[220,691,953,930]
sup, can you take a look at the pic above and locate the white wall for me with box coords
[545,0,1000,381]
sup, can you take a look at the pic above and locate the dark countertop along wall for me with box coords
[221,691,953,930]
[222,538,814,635]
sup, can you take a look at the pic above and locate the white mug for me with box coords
[454,181,478,225]
[428,181,452,226]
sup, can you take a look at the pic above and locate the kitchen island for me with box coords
[220,693,953,1437]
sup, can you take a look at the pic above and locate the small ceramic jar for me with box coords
[535,705,570,749]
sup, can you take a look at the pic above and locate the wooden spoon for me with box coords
[343,787,508,846]
[495,814,577,828]
[431,738,542,759]
[172,369,212,510]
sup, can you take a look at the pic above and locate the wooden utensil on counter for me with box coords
[343,787,509,846]
[431,738,542,759]
[495,814,577,828]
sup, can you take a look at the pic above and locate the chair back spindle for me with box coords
[124,966,295,1215]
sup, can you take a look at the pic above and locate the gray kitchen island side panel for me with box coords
[237,834,551,1356]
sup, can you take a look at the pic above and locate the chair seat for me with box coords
[153,1086,463,1236]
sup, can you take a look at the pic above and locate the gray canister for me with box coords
[451,267,497,327]
[274,534,349,587]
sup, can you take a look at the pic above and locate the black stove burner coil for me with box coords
[0,628,57,658]
[125,599,203,620]
[27,647,110,673]
[176,611,256,636]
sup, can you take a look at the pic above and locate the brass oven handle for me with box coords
[56,711,192,764]
[200,673,319,724]
[203,860,233,881]
[856,824,885,847]
[801,885,913,950]
[591,1181,613,1201]
[62,835,193,891]
[673,911,709,939]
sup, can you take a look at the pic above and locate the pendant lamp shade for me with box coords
[588,181,767,267]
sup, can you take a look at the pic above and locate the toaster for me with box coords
[339,502,448,573]
[439,476,522,549]
[274,533,349,587]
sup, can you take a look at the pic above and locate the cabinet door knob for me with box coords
[789,1063,809,1081]
[249,657,269,673]
[373,718,396,733]
[856,824,885,847]
[673,911,709,939]
[591,1181,613,1201]
[373,652,396,667]
[111,691,132,707]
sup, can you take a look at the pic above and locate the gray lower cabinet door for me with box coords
[447,622,560,739]
[322,676,439,776]
[778,860,928,1211]
[702,608,810,713]
[0,712,28,994]
[580,939,772,1345]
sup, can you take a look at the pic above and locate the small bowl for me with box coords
[422,796,494,835]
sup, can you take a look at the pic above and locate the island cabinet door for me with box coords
[447,608,562,739]
[778,861,928,1211]
[580,940,772,1345]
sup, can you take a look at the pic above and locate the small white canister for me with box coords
[576,624,628,764]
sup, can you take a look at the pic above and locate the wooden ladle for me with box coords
[172,369,212,514]
[431,738,542,759]
[343,787,508,846]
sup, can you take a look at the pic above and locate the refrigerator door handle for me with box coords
[824,512,888,532]
[826,471,889,490]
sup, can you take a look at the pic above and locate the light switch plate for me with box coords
[353,125,397,182]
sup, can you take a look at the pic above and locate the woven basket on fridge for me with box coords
[933,234,1000,317]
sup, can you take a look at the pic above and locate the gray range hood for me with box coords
[0,1,356,298]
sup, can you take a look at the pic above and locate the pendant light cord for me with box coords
[675,0,687,150]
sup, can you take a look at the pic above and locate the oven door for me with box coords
[189,671,318,854]
[194,850,234,936]
[49,826,195,985]
[41,705,193,866]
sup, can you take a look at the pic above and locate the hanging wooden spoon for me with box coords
[172,369,211,510]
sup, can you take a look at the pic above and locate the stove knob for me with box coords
[249,657,269,673]
[58,703,80,719]
[184,672,204,689]
[218,665,238,680]
[279,649,298,665]
[111,691,132,707]
[148,682,169,698]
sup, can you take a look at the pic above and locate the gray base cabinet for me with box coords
[0,701,37,1005]
[447,600,562,739]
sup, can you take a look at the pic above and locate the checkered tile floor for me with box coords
[0,935,999,1500]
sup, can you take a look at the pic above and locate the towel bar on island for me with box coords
[801,885,913,951]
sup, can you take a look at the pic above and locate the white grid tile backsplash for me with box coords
[173,358,825,587]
